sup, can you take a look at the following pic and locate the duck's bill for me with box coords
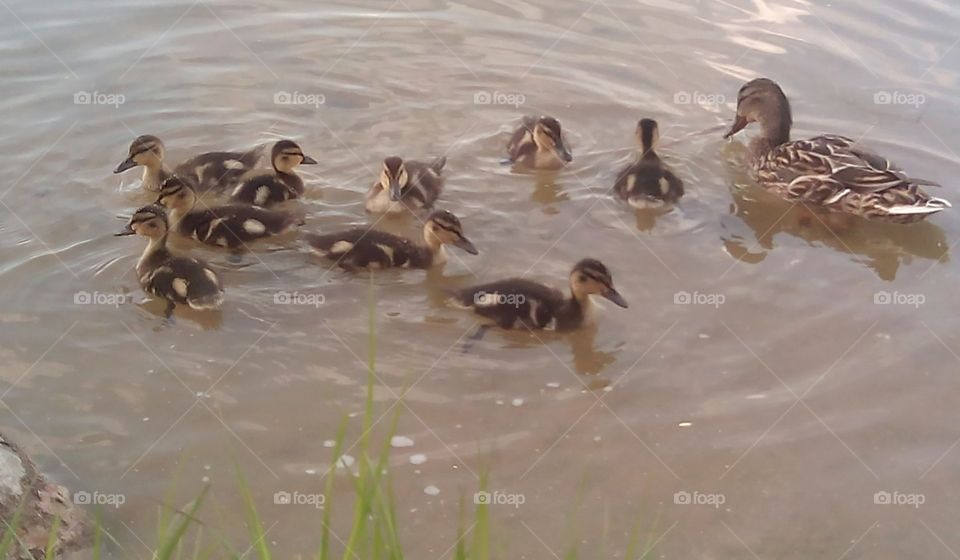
[301,155,318,165]
[114,157,137,173]
[723,115,748,139]
[389,182,403,201]
[114,225,135,236]
[454,237,479,255]
[602,288,629,308]
[556,145,573,163]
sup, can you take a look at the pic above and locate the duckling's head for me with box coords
[636,118,660,155]
[116,204,169,239]
[423,210,478,255]
[115,135,165,173]
[155,176,197,210]
[569,258,628,308]
[533,117,573,163]
[272,139,317,173]
[379,156,409,201]
[723,78,792,142]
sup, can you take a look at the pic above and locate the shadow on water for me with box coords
[720,183,950,281]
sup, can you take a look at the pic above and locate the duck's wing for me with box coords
[506,117,537,163]
[774,135,917,193]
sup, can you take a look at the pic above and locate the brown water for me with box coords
[3,0,960,557]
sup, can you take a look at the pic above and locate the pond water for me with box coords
[2,0,960,557]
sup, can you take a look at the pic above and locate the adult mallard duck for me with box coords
[114,135,264,192]
[364,156,446,214]
[115,204,224,317]
[448,258,627,331]
[305,209,477,270]
[506,116,573,169]
[724,78,950,223]
[614,118,684,208]
[229,140,317,206]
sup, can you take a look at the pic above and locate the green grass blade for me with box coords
[236,468,272,560]
[155,485,209,560]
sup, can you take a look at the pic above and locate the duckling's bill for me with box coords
[114,157,137,173]
[603,287,628,308]
[453,236,479,255]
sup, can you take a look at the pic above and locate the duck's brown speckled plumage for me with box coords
[364,156,446,214]
[725,78,950,224]
[157,177,300,249]
[114,134,264,193]
[229,139,317,207]
[506,115,573,169]
[305,210,477,271]
[116,205,224,316]
[614,118,684,208]
[449,258,628,331]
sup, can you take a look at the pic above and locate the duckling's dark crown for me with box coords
[572,258,613,284]
[536,116,562,135]
[426,210,462,232]
[158,175,192,194]
[273,139,304,157]
[130,204,168,224]
[129,134,164,155]
[382,156,405,173]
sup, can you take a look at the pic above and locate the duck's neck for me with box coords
[137,235,171,277]
[419,234,446,267]
[559,289,595,329]
[141,164,166,192]
[752,110,792,154]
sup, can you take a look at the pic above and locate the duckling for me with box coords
[364,156,447,214]
[229,140,317,206]
[506,115,573,169]
[156,176,300,249]
[114,135,264,192]
[614,118,684,208]
[723,78,950,223]
[305,210,478,270]
[449,258,628,331]
[115,204,224,317]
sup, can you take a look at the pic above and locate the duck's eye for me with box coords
[577,274,587,283]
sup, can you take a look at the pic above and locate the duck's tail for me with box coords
[885,196,952,216]
[187,292,225,311]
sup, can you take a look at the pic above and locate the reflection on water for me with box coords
[721,173,950,282]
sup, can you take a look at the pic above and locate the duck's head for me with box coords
[569,258,628,308]
[154,176,197,211]
[379,156,410,201]
[115,135,165,173]
[272,139,317,173]
[116,204,169,239]
[636,118,660,155]
[533,117,573,163]
[423,210,478,255]
[723,78,792,142]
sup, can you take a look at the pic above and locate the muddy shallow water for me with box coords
[2,0,960,557]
